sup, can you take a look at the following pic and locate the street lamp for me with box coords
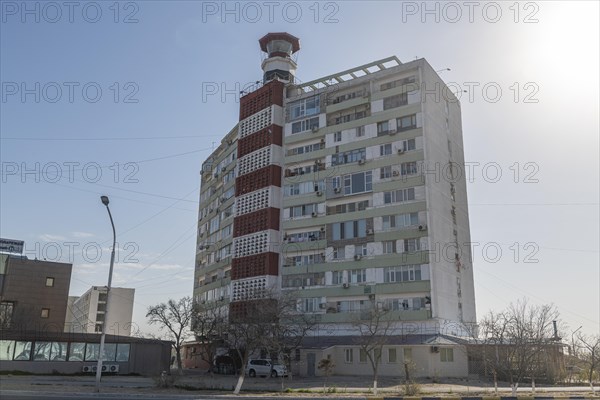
[95,195,116,392]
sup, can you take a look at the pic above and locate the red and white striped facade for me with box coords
[228,80,286,321]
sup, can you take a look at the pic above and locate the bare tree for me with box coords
[227,298,278,394]
[146,296,194,375]
[192,302,228,375]
[352,304,395,396]
[317,357,335,392]
[576,333,600,395]
[478,299,561,395]
[226,291,316,394]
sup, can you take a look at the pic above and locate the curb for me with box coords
[381,397,600,400]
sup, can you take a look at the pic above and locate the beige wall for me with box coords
[291,344,468,378]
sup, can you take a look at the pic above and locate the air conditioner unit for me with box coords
[320,227,325,232]
[354,254,362,261]
[108,364,119,373]
[358,159,366,165]
[82,365,93,373]
[367,228,374,235]
[392,170,400,177]
[222,166,227,172]
[311,126,319,133]
[431,346,440,353]
[418,225,427,231]
[389,129,397,135]
[368,294,376,300]
[215,257,221,262]
[311,212,318,217]
[316,191,323,196]
[320,138,326,144]
[334,187,341,194]
[342,283,350,289]
[397,149,405,155]
[319,303,327,309]
[365,103,371,109]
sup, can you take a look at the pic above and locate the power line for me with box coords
[0,135,223,141]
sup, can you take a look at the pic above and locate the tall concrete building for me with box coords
[0,253,72,332]
[194,33,475,341]
[65,286,135,337]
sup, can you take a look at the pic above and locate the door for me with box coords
[307,352,316,377]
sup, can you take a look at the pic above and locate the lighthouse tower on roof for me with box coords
[259,32,300,84]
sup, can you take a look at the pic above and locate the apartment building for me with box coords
[194,33,476,368]
[65,286,135,337]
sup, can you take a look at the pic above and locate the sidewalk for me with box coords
[1,373,598,398]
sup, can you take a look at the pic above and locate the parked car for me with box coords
[245,359,287,377]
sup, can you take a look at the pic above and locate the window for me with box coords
[388,348,397,363]
[331,148,365,166]
[403,347,412,362]
[300,298,319,313]
[333,131,342,142]
[344,348,354,363]
[401,162,418,176]
[289,203,317,218]
[384,265,422,283]
[0,302,15,328]
[40,308,50,318]
[383,188,416,204]
[359,348,367,363]
[287,142,324,156]
[85,343,100,361]
[382,215,396,230]
[285,181,324,197]
[440,348,454,362]
[349,269,366,283]
[382,240,396,254]
[332,270,344,284]
[403,238,422,252]
[354,244,367,257]
[209,216,220,234]
[377,121,389,135]
[288,95,320,120]
[397,212,419,227]
[380,166,392,179]
[343,171,372,195]
[380,144,392,156]
[402,138,416,152]
[383,92,408,110]
[33,342,67,361]
[332,247,345,260]
[13,341,32,361]
[45,277,55,287]
[380,76,416,91]
[331,219,367,240]
[68,343,86,361]
[397,114,417,132]
[291,116,319,134]
[356,126,365,137]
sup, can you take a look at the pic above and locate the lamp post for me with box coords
[95,195,116,392]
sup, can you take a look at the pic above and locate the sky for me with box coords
[1,0,598,338]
